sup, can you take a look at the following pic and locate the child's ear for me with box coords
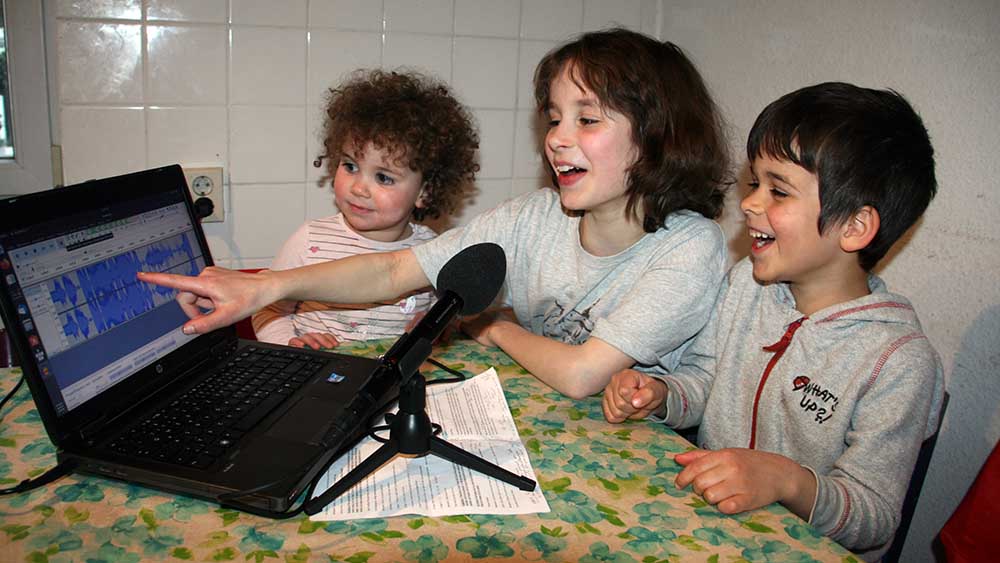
[414,183,428,209]
[840,206,879,253]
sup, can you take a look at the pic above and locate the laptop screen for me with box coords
[0,172,208,416]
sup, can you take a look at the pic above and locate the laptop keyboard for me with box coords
[107,346,327,469]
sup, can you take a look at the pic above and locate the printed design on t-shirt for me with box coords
[309,246,320,253]
[539,300,596,344]
[399,295,417,314]
[792,376,839,424]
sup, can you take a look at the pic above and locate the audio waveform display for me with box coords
[48,233,202,346]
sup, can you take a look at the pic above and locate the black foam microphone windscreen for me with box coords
[435,242,506,315]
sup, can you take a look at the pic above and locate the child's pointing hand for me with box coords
[138,267,277,335]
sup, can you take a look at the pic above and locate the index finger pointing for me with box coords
[138,271,207,294]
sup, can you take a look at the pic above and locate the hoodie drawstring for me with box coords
[749,316,807,449]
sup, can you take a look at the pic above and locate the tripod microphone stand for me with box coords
[304,365,536,515]
[302,242,530,515]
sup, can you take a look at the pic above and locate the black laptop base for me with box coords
[60,339,388,515]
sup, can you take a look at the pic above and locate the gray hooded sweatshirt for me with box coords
[653,258,944,561]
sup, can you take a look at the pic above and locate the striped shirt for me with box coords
[253,213,436,345]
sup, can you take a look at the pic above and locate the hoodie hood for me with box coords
[770,270,922,329]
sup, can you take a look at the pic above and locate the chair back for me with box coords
[234,269,263,340]
[938,436,1000,562]
[882,390,950,563]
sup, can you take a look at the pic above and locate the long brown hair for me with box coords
[534,28,731,230]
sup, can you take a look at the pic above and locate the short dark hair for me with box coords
[321,69,479,220]
[747,82,936,271]
[533,28,730,231]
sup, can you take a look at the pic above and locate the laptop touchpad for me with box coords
[264,396,332,444]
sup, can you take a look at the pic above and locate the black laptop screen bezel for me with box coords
[0,165,237,447]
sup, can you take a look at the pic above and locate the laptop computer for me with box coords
[0,164,392,514]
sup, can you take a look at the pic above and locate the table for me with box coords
[0,339,859,562]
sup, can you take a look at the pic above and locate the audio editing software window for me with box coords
[4,200,207,413]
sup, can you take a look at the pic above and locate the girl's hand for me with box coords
[138,267,278,335]
[602,369,668,423]
[460,309,516,347]
[674,448,815,517]
[289,332,340,350]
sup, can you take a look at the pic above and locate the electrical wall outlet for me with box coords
[182,166,224,222]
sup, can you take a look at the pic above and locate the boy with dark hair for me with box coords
[603,82,945,561]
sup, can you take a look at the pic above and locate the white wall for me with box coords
[51,0,658,268]
[659,1,1000,562]
[50,1,999,561]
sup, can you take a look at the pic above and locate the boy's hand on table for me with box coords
[289,332,340,350]
[602,369,668,423]
[674,448,816,519]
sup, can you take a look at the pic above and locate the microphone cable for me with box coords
[425,357,469,383]
[0,459,76,496]
[0,376,77,496]
[0,375,24,415]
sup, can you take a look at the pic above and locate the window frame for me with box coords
[0,0,54,196]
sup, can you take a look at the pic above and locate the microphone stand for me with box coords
[303,360,536,515]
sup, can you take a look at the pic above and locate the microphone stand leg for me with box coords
[304,440,398,515]
[429,436,536,491]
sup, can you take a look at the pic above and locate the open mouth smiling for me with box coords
[555,164,587,175]
[554,163,587,186]
[749,228,775,250]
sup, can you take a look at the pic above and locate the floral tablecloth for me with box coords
[0,339,858,562]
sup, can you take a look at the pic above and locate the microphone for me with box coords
[327,243,506,440]
[385,242,506,382]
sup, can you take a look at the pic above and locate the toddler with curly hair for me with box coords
[252,69,479,349]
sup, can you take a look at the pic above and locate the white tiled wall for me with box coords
[54,0,658,268]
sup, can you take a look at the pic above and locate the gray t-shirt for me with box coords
[412,188,726,373]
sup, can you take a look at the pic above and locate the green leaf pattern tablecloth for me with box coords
[0,339,859,562]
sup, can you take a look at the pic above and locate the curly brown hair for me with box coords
[534,29,731,231]
[320,69,479,221]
